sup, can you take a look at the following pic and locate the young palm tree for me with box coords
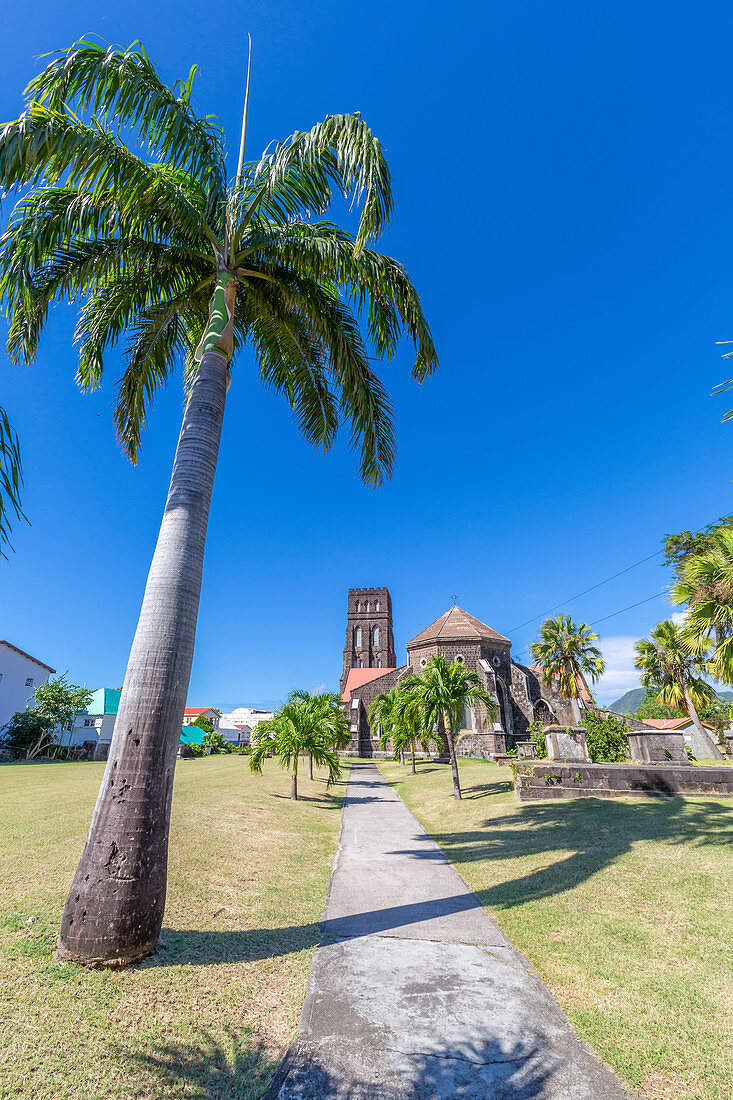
[530,614,605,723]
[0,41,436,967]
[0,406,24,557]
[634,620,718,754]
[368,687,400,757]
[404,656,497,799]
[249,690,347,800]
[378,685,442,773]
[672,527,733,684]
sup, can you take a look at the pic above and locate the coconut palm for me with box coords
[0,41,436,967]
[0,406,24,557]
[530,614,605,723]
[634,620,717,752]
[672,527,733,684]
[403,656,497,799]
[249,689,347,800]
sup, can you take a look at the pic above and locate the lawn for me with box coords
[377,758,733,1100]
[0,754,346,1099]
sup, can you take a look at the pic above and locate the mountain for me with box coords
[607,687,733,715]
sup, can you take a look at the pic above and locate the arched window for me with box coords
[355,600,360,612]
[370,659,376,668]
[358,659,364,668]
[355,626,362,647]
[375,600,380,611]
[365,600,370,612]
[373,626,380,647]
[377,658,382,668]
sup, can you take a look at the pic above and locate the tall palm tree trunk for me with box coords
[292,756,299,801]
[308,751,314,780]
[445,718,462,800]
[411,739,416,774]
[56,349,228,967]
[681,679,722,758]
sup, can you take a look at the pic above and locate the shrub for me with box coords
[528,720,547,759]
[0,710,48,758]
[581,710,628,763]
[202,729,233,754]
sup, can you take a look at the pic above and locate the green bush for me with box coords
[202,729,233,754]
[581,710,628,763]
[528,720,547,759]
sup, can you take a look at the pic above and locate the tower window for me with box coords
[365,600,370,612]
[370,659,375,668]
[358,659,364,668]
[375,600,380,611]
[355,626,362,647]
[373,626,380,646]
[377,659,382,668]
[355,600,360,612]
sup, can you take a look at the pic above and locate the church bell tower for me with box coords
[340,587,397,695]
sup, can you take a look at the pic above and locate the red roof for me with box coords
[642,718,716,731]
[0,640,55,673]
[184,707,217,716]
[407,605,510,647]
[341,667,396,701]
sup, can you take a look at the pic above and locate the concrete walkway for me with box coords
[269,761,634,1099]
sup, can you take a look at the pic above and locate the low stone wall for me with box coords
[514,762,733,801]
[455,733,498,760]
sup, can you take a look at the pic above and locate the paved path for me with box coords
[269,761,634,1099]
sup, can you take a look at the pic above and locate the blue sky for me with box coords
[2,0,732,708]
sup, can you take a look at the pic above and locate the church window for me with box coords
[375,600,380,611]
[370,659,375,668]
[355,626,362,647]
[377,659,382,668]
[358,659,364,668]
[455,654,464,665]
[355,600,360,612]
[373,626,380,646]
[420,657,427,668]
[365,600,370,612]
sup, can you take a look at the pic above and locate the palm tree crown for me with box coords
[672,527,733,684]
[249,689,347,799]
[530,614,605,710]
[634,620,714,714]
[0,40,436,482]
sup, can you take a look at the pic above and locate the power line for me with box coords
[512,589,669,663]
[507,549,664,635]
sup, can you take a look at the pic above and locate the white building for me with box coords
[64,688,121,760]
[222,706,274,731]
[183,707,220,728]
[217,715,252,747]
[0,640,55,730]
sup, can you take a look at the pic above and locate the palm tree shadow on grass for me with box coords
[115,1026,278,1100]
[389,794,733,909]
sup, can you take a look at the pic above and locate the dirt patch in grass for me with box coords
[377,758,733,1100]
[0,755,346,1099]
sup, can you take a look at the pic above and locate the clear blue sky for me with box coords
[2,0,732,708]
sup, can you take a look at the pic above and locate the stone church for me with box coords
[340,586,580,757]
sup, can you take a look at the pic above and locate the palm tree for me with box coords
[530,614,605,723]
[368,687,401,758]
[378,685,442,773]
[634,620,717,751]
[0,406,24,557]
[672,527,733,684]
[404,656,497,799]
[0,41,436,967]
[249,690,347,800]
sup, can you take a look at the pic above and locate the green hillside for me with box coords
[608,687,733,715]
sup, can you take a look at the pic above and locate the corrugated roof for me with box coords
[642,717,716,731]
[184,707,217,716]
[180,726,205,745]
[407,605,510,647]
[341,667,397,701]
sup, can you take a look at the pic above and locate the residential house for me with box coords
[183,707,220,729]
[0,640,55,729]
[65,688,121,760]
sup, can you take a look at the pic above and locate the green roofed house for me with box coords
[64,687,121,760]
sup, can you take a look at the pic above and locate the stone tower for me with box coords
[340,587,397,696]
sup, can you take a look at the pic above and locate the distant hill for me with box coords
[607,687,733,715]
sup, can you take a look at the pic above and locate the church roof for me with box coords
[341,667,397,701]
[407,605,510,647]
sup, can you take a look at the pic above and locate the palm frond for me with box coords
[0,406,26,556]
[25,40,226,194]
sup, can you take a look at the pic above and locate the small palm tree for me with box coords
[249,689,346,800]
[672,527,733,684]
[404,656,497,799]
[0,406,24,557]
[634,620,716,747]
[0,41,435,966]
[379,685,442,773]
[530,614,605,723]
[369,687,401,757]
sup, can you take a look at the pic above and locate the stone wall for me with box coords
[514,762,733,801]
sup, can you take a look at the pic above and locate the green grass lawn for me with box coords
[377,758,733,1100]
[0,755,346,1099]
